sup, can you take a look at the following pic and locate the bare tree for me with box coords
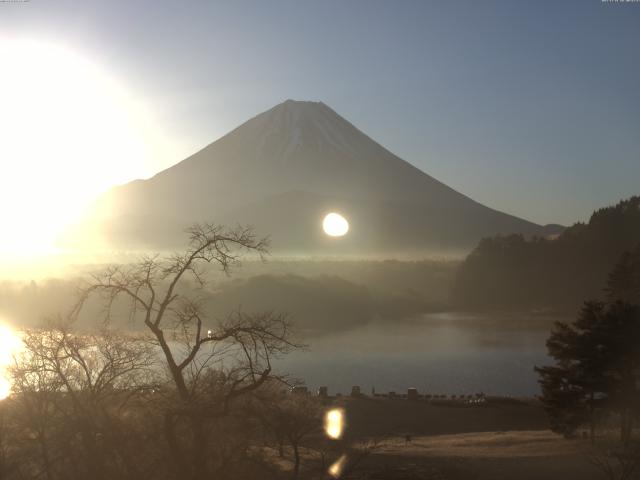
[71,223,302,479]
[588,440,640,480]
[9,320,156,480]
[250,384,323,480]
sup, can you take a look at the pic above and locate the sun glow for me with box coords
[0,37,165,257]
[0,324,22,400]
[322,212,349,237]
[328,454,347,478]
[324,408,345,439]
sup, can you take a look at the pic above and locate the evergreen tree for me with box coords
[607,244,640,304]
[536,301,640,442]
[455,196,640,310]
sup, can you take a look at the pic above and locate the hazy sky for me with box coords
[2,0,639,226]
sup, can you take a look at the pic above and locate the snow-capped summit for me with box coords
[218,100,361,168]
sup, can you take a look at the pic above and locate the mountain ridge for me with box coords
[90,100,563,253]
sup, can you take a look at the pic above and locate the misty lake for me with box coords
[0,311,566,399]
[274,312,567,397]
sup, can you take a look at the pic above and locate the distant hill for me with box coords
[453,196,640,310]
[82,100,562,254]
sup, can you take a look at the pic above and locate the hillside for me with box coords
[453,196,640,310]
[81,100,561,254]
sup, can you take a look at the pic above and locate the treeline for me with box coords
[453,196,640,310]
[1,260,458,336]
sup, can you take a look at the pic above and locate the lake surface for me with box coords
[1,312,566,398]
[274,312,566,397]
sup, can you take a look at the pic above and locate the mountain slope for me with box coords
[92,100,561,253]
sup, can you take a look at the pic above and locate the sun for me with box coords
[0,38,162,257]
[322,212,349,237]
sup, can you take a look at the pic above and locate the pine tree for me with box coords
[536,301,640,442]
[607,244,640,304]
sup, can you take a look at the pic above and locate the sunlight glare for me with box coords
[0,323,22,400]
[324,408,345,439]
[328,454,347,478]
[322,213,349,237]
[0,37,165,257]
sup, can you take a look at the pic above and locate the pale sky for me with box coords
[1,0,639,226]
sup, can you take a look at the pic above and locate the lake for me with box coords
[1,311,566,398]
[274,312,566,397]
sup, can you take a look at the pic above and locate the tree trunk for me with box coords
[625,410,633,443]
[291,442,300,480]
[164,412,189,478]
[278,438,284,458]
[79,419,103,480]
[620,408,632,444]
[38,433,54,480]
[589,391,595,444]
[191,414,208,480]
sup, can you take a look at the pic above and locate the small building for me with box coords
[407,387,418,400]
[317,386,328,398]
[351,385,361,397]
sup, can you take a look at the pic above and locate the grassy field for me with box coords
[358,430,599,480]
[298,398,607,479]
[378,430,583,458]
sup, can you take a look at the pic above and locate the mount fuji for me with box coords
[91,100,561,254]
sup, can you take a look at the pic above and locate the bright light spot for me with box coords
[322,213,349,237]
[0,378,10,401]
[0,37,169,257]
[324,408,345,439]
[328,454,347,478]
[0,324,22,400]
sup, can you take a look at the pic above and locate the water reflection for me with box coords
[275,312,563,396]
